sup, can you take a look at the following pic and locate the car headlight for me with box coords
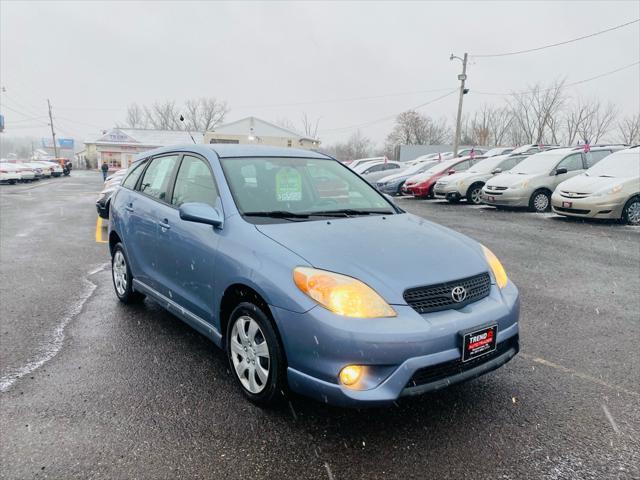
[481,246,508,289]
[510,180,529,190]
[293,267,397,318]
[591,184,623,197]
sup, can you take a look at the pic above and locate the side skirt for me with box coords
[132,279,223,348]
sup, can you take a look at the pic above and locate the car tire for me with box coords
[466,183,484,205]
[111,243,145,304]
[622,195,640,226]
[226,302,286,407]
[529,189,551,213]
[396,182,405,196]
[446,196,460,204]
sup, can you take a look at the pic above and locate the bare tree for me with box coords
[508,80,566,144]
[576,100,617,144]
[324,130,373,160]
[123,97,228,132]
[488,107,513,146]
[183,97,228,133]
[385,110,450,151]
[125,103,146,128]
[301,112,321,139]
[617,114,640,144]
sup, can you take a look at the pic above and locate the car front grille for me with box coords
[559,191,590,199]
[403,272,491,314]
[555,206,591,215]
[405,335,519,389]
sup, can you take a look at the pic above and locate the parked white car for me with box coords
[14,164,36,182]
[0,163,22,184]
[551,146,639,225]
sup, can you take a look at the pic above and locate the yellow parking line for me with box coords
[95,217,108,243]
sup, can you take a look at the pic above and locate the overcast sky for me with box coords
[1,0,639,147]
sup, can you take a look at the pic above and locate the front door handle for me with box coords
[159,219,171,230]
[125,203,134,212]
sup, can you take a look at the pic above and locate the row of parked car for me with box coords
[0,159,70,184]
[346,144,640,226]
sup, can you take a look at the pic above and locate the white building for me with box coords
[204,116,320,149]
[82,128,204,169]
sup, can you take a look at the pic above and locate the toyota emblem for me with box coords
[451,286,467,303]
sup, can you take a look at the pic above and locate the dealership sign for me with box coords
[41,138,75,149]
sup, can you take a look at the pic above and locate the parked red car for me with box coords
[402,156,483,198]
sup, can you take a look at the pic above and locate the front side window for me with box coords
[121,159,147,189]
[139,155,178,201]
[171,156,219,207]
[557,153,584,172]
[220,157,394,222]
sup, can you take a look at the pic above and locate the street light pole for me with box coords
[451,52,468,158]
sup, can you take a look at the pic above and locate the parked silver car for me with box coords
[358,160,406,184]
[481,146,621,212]
[434,154,528,204]
[551,146,639,225]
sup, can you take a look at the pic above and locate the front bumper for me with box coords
[551,192,625,220]
[481,188,530,207]
[434,184,463,201]
[273,281,520,407]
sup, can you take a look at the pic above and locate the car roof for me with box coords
[207,144,331,159]
[136,144,332,161]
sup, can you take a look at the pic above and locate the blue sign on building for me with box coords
[0,114,4,132]
[41,137,75,149]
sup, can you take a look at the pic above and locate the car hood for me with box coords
[488,172,538,187]
[557,174,622,193]
[256,213,489,305]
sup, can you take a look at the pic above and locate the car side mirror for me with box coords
[491,168,502,174]
[555,167,568,175]
[448,169,456,175]
[179,202,223,228]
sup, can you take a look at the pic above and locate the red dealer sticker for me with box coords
[461,325,497,362]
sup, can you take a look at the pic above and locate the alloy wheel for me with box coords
[230,316,270,394]
[470,187,482,204]
[112,250,128,296]
[533,193,549,212]
[627,200,640,225]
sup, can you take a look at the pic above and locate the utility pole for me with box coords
[450,52,468,157]
[47,99,59,158]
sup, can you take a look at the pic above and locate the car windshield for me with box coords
[468,156,507,174]
[511,152,567,174]
[422,158,459,175]
[406,160,438,175]
[220,157,395,221]
[484,147,512,157]
[584,152,640,178]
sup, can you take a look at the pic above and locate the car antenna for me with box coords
[179,115,197,144]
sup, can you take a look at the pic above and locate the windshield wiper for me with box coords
[243,210,310,221]
[598,175,615,178]
[307,209,393,217]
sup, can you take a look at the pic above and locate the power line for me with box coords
[320,89,458,134]
[473,18,639,58]
[474,60,640,96]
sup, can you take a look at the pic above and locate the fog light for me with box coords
[339,365,363,386]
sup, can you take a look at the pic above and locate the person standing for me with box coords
[101,162,109,181]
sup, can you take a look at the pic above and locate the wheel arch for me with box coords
[108,230,122,256]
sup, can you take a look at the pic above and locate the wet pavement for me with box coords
[1,174,638,479]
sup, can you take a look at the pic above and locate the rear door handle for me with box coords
[159,219,171,230]
[125,203,134,212]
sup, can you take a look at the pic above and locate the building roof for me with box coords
[86,128,204,147]
[210,116,319,142]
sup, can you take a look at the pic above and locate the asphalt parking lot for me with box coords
[1,172,639,480]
